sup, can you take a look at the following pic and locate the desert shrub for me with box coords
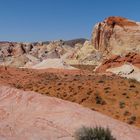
[127,116,136,124]
[126,96,129,99]
[123,110,131,116]
[57,82,62,86]
[119,101,125,109]
[95,95,106,105]
[98,80,104,83]
[122,93,127,96]
[87,90,92,95]
[104,87,111,91]
[129,84,136,88]
[75,126,116,140]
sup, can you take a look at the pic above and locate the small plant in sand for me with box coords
[127,116,136,124]
[75,126,116,140]
[95,95,106,105]
[119,101,125,109]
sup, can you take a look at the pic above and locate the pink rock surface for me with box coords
[0,86,140,140]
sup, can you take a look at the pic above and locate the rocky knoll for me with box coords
[91,16,140,57]
[0,86,140,140]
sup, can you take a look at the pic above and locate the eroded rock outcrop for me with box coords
[96,52,140,72]
[107,64,140,82]
[91,16,140,56]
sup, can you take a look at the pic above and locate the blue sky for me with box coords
[0,0,140,42]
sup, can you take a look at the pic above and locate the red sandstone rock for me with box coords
[96,52,140,72]
[91,16,140,56]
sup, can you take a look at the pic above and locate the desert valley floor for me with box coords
[0,66,140,127]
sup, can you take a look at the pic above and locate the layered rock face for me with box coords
[91,16,140,56]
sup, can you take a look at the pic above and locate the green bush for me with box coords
[75,126,116,140]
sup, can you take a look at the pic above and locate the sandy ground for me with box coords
[0,66,140,127]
